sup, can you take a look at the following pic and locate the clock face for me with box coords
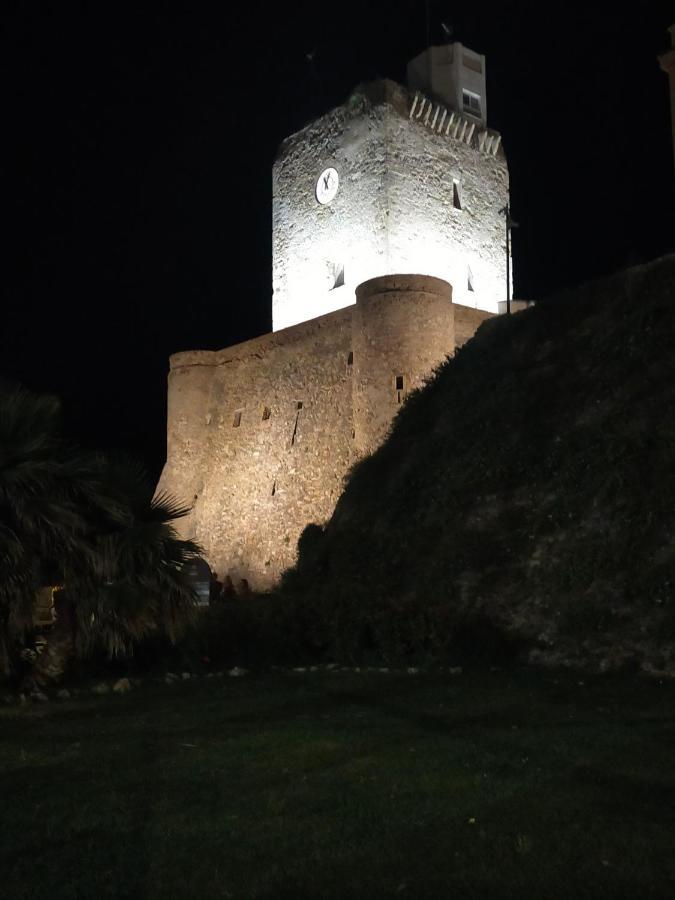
[316,167,339,205]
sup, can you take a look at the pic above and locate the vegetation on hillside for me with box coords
[0,383,200,681]
[280,256,675,671]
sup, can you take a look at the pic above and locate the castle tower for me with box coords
[272,42,509,332]
[159,42,505,590]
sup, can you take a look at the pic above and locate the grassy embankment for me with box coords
[281,255,675,670]
[2,669,675,898]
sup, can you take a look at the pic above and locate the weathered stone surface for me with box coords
[454,303,494,349]
[159,72,504,593]
[272,80,508,331]
[159,276,492,590]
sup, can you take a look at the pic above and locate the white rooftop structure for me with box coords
[407,42,487,127]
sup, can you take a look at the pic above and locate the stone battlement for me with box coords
[408,90,503,156]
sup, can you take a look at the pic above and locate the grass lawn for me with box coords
[2,667,675,899]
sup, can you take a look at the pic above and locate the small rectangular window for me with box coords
[462,90,481,116]
[347,351,354,366]
[453,179,462,210]
[233,410,242,428]
[395,375,404,391]
[328,261,344,290]
[296,401,303,410]
[262,406,271,421]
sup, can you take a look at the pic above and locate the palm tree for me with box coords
[0,382,102,676]
[78,459,201,654]
[30,456,202,685]
[0,382,201,683]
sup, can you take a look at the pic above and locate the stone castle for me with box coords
[158,41,511,589]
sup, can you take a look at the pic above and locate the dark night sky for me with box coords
[4,2,674,479]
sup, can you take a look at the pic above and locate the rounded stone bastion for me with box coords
[352,273,454,456]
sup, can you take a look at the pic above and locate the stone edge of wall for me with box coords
[453,302,495,348]
[170,305,354,371]
[356,273,452,303]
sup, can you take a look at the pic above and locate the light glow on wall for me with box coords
[273,220,507,332]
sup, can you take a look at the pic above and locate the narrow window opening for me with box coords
[467,267,474,292]
[395,375,404,391]
[330,262,345,290]
[462,89,482,117]
[452,179,462,210]
[262,406,271,421]
[290,407,301,446]
[233,410,242,428]
[271,479,276,497]
[347,351,354,366]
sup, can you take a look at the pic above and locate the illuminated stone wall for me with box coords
[272,79,509,332]
[353,275,454,457]
[159,276,492,590]
[159,306,354,589]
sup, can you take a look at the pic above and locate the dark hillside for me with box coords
[281,255,675,673]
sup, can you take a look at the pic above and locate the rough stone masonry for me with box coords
[158,44,509,590]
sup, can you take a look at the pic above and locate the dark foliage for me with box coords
[0,382,201,679]
[277,256,675,669]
